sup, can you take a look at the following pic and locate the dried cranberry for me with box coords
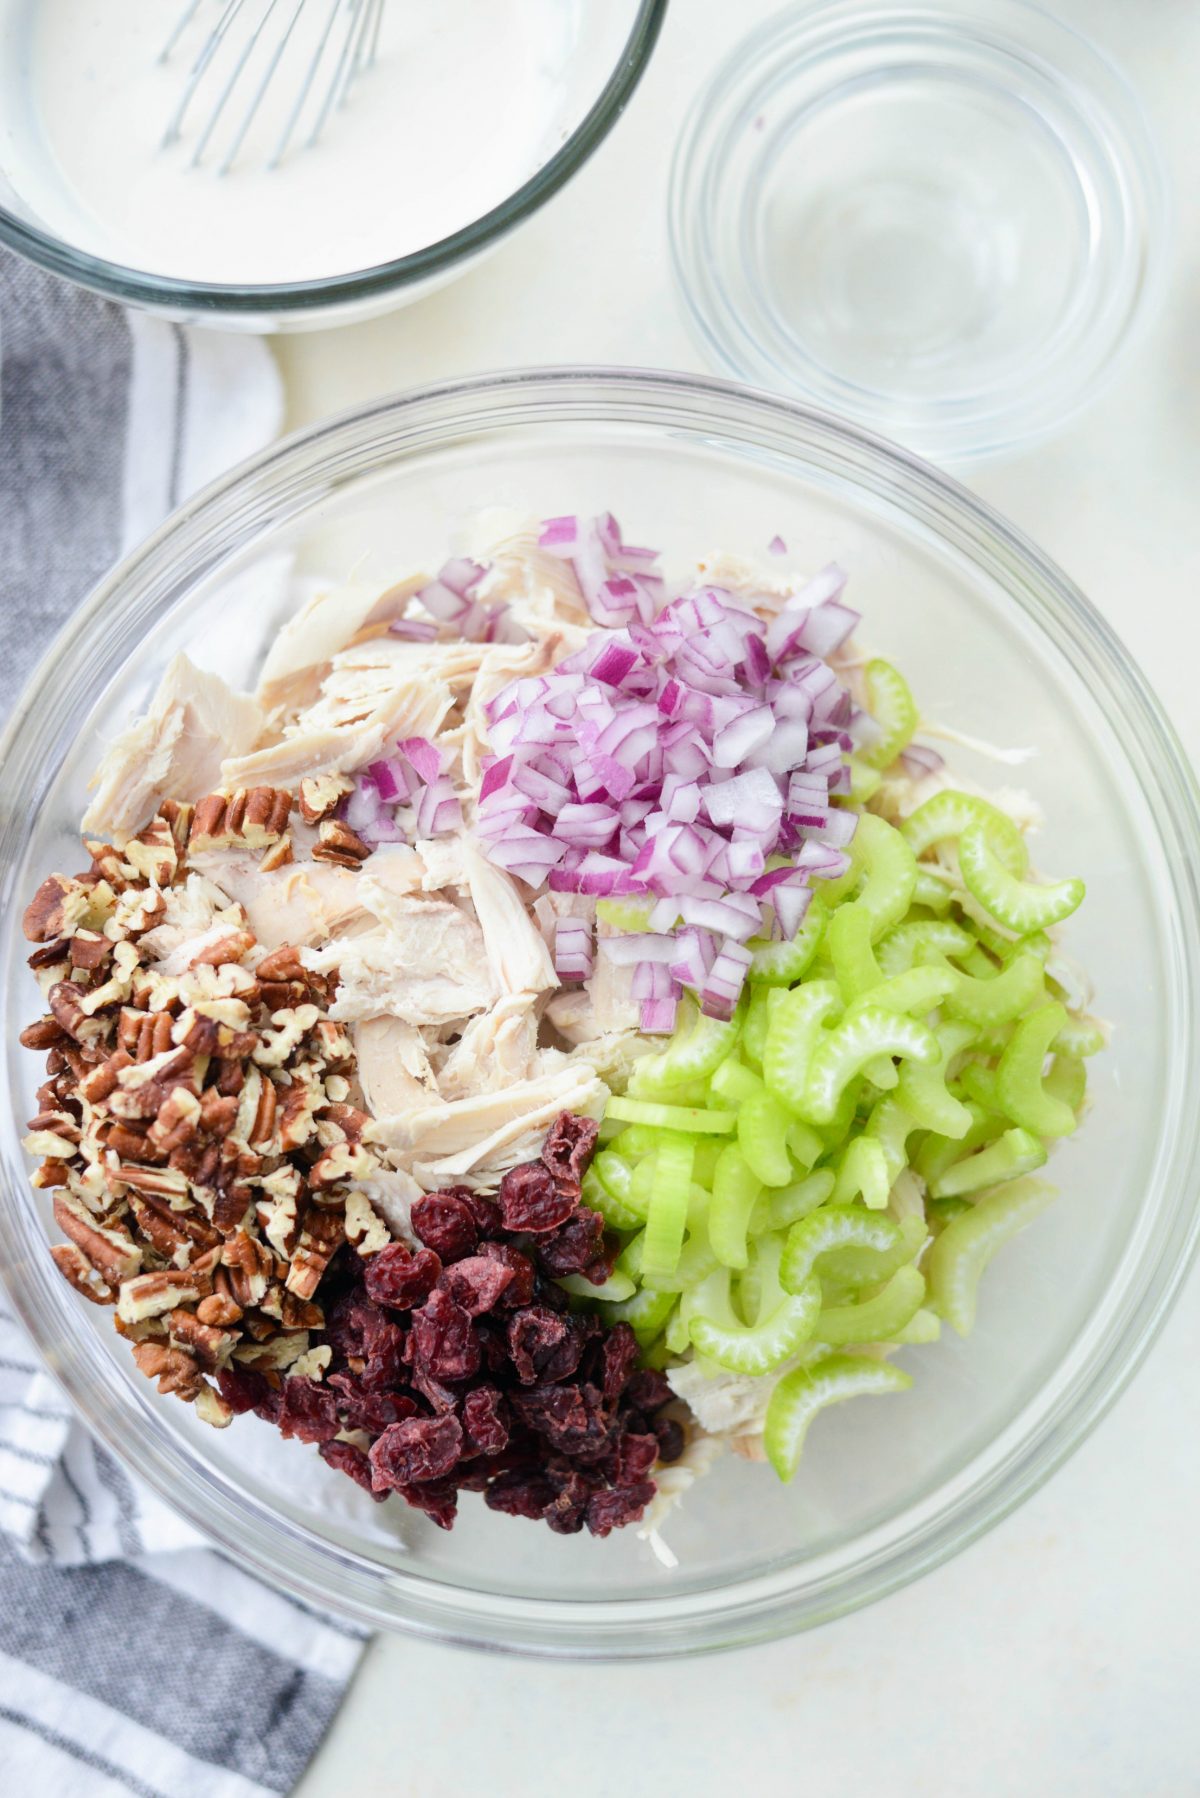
[477,1241,535,1308]
[653,1414,685,1464]
[363,1241,442,1311]
[276,1376,342,1444]
[600,1322,640,1404]
[624,1368,673,1414]
[358,1309,407,1393]
[457,1188,503,1239]
[319,1439,388,1503]
[370,1413,464,1489]
[328,1372,416,1435]
[538,1309,600,1385]
[474,1319,511,1376]
[439,1254,515,1317]
[462,1385,510,1456]
[506,1304,570,1385]
[407,1287,481,1382]
[411,1191,479,1262]
[585,1482,654,1538]
[536,1207,607,1278]
[542,1468,592,1535]
[322,1287,371,1362]
[394,1477,458,1530]
[484,1468,557,1520]
[612,1430,659,1486]
[495,1161,577,1234]
[541,1111,600,1184]
[216,1366,275,1416]
[513,1383,612,1462]
[407,1364,460,1414]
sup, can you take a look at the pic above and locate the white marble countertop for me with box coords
[287,3,1200,1791]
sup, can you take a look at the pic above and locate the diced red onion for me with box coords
[554,917,594,982]
[387,616,440,641]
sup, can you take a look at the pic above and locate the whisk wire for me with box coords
[160,0,384,173]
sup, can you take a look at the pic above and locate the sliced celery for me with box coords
[763,981,841,1115]
[781,1205,903,1295]
[832,1136,890,1210]
[945,951,1046,1028]
[876,919,974,976]
[901,789,1028,876]
[996,1001,1076,1138]
[605,1096,736,1134]
[708,1145,763,1270]
[765,1354,912,1481]
[958,825,1085,934]
[927,1177,1057,1335]
[803,1007,937,1124]
[748,898,827,986]
[738,1088,794,1187]
[862,659,919,769]
[762,1169,836,1231]
[930,1126,1048,1199]
[641,1133,695,1283]
[817,1264,926,1345]
[688,1260,821,1377]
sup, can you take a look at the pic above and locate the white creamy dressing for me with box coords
[0,0,580,284]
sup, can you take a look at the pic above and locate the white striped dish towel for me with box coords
[0,251,367,1798]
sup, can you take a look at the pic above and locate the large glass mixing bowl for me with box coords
[2,368,1197,1655]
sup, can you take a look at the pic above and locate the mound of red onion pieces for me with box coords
[476,515,870,1027]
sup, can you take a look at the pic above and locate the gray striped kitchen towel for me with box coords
[0,251,368,1798]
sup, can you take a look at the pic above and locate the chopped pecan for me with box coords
[189,929,256,968]
[317,1101,370,1146]
[112,1162,191,1202]
[31,1159,72,1190]
[308,1140,375,1190]
[118,1265,213,1325]
[68,931,110,971]
[258,835,294,873]
[197,1291,243,1328]
[190,787,292,852]
[23,874,76,943]
[159,800,193,853]
[255,946,306,983]
[222,1229,275,1308]
[79,1046,135,1104]
[313,1019,354,1070]
[195,1384,234,1429]
[310,818,371,868]
[146,1087,202,1156]
[50,1241,115,1305]
[48,981,106,1044]
[285,1200,345,1299]
[53,1193,142,1285]
[124,815,179,887]
[131,1339,205,1401]
[167,1306,237,1371]
[298,773,352,825]
[118,1008,174,1061]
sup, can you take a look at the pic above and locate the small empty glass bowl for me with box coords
[669,0,1167,462]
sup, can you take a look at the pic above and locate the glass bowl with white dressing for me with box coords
[0,0,666,330]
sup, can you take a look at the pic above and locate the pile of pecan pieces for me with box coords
[19,787,383,1429]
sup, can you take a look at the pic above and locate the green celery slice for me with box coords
[781,1205,903,1295]
[996,1001,1077,1138]
[876,919,974,976]
[901,789,1028,875]
[748,898,827,986]
[763,981,842,1115]
[930,1126,1048,1198]
[817,1264,926,1345]
[944,950,1046,1028]
[861,659,919,769]
[958,825,1085,933]
[803,1008,938,1124]
[765,1354,912,1481]
[709,1145,763,1270]
[927,1176,1057,1335]
[641,1133,695,1283]
[738,1088,794,1187]
[832,1136,890,1210]
[605,1096,736,1133]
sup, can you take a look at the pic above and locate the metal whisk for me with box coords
[160,0,385,174]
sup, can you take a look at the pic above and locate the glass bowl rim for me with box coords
[667,0,1170,463]
[2,363,1198,1657]
[0,0,667,314]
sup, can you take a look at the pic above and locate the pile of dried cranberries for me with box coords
[218,1114,684,1535]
